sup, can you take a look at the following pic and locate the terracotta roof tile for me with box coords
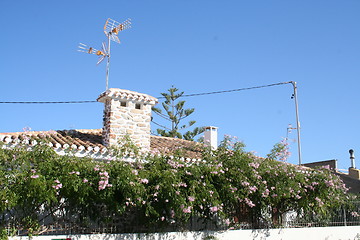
[150,135,202,159]
[0,129,202,159]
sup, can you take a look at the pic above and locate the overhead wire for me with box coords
[0,101,97,104]
[152,110,171,121]
[168,81,292,98]
[151,120,171,130]
[0,81,292,104]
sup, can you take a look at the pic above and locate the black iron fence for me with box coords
[2,202,360,236]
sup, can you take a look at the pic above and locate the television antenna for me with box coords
[78,18,132,90]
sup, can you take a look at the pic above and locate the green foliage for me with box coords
[0,137,351,235]
[152,86,204,141]
[0,228,8,240]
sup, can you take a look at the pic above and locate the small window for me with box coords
[120,101,127,107]
[135,103,142,110]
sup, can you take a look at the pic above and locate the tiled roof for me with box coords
[150,135,203,158]
[0,129,202,159]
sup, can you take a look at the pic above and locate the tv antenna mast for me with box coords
[78,18,132,90]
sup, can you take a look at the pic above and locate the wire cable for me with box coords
[158,81,292,98]
[151,120,171,130]
[152,110,171,121]
[0,81,293,104]
[0,101,97,104]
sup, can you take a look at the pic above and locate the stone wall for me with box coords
[97,88,157,152]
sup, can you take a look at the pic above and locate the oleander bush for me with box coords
[0,136,353,237]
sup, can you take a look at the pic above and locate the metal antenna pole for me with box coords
[78,18,131,91]
[291,81,302,165]
[105,34,111,90]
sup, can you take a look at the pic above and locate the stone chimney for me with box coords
[204,126,218,150]
[97,88,157,151]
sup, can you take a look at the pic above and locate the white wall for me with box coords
[9,226,360,240]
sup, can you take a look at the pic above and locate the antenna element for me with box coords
[78,18,132,90]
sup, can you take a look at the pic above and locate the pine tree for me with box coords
[152,86,204,141]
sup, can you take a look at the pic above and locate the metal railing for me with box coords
[3,202,360,236]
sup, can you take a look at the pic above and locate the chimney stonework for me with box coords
[97,88,157,152]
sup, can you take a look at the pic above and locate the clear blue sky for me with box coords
[1,0,360,171]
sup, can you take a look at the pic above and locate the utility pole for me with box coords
[291,81,302,165]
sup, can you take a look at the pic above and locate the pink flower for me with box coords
[31,175,39,179]
[249,186,257,193]
[52,180,62,190]
[244,198,255,208]
[182,206,192,213]
[98,180,108,190]
[83,178,89,183]
[188,196,195,202]
[262,189,270,197]
[351,211,360,217]
[230,187,237,193]
[249,162,260,169]
[210,206,218,212]
[325,180,334,187]
[100,171,109,177]
[140,178,149,184]
[315,197,324,206]
[242,181,250,187]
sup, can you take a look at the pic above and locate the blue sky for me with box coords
[1,0,360,170]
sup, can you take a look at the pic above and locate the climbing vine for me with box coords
[0,136,353,237]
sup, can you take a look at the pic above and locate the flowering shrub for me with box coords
[0,136,354,236]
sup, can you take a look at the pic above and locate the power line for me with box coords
[152,110,171,121]
[0,101,97,104]
[0,81,292,104]
[166,81,292,98]
[151,120,171,130]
